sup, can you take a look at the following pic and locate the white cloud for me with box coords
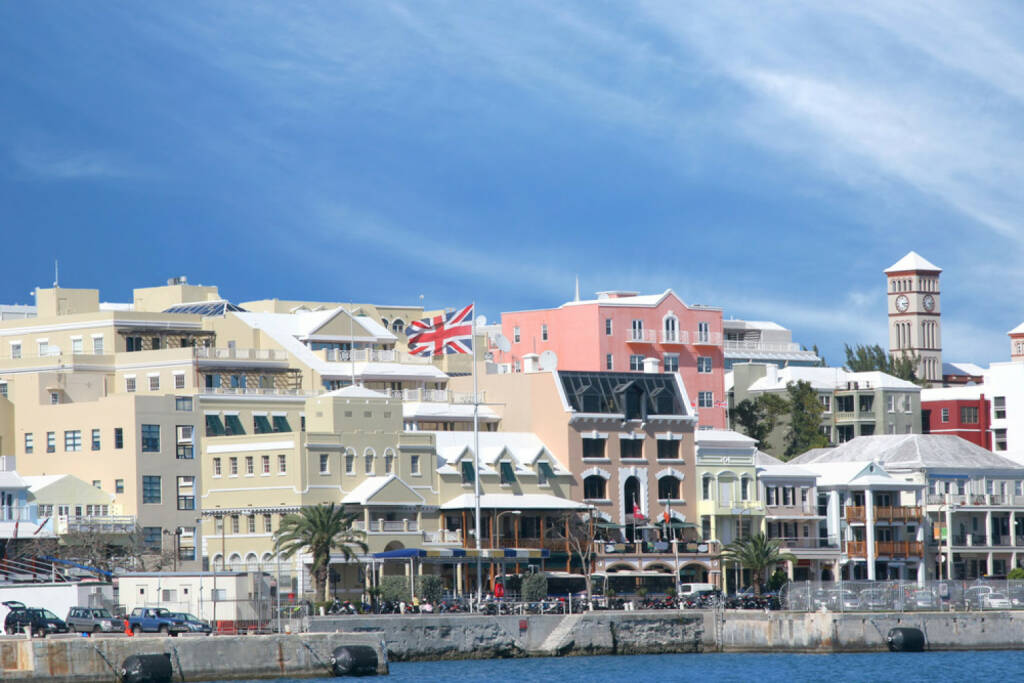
[11,146,142,181]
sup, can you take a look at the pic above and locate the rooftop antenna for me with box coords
[53,259,59,288]
[574,275,580,302]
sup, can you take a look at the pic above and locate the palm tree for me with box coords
[719,532,796,595]
[273,503,367,601]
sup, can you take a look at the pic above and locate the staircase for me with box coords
[539,613,586,654]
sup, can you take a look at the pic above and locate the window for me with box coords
[701,474,711,500]
[46,431,55,453]
[582,437,606,459]
[71,337,83,354]
[149,375,160,391]
[37,340,48,356]
[205,414,226,436]
[10,342,20,359]
[697,356,712,373]
[541,324,548,341]
[620,438,643,459]
[344,451,354,474]
[247,516,255,533]
[92,336,104,354]
[125,376,136,393]
[364,452,374,475]
[537,461,553,485]
[92,479,101,488]
[245,456,254,475]
[698,391,713,408]
[175,425,193,459]
[860,424,875,436]
[410,454,421,475]
[272,415,291,432]
[263,514,273,533]
[995,396,1006,420]
[142,476,161,504]
[629,354,644,371]
[177,476,195,510]
[513,326,520,343]
[254,415,272,434]
[664,354,679,372]
[24,433,33,453]
[819,395,831,412]
[213,457,222,476]
[657,439,679,460]
[321,454,330,474]
[741,477,750,500]
[141,424,160,452]
[231,516,240,534]
[49,391,59,405]
[142,527,162,550]
[278,454,287,473]
[224,414,245,436]
[91,428,101,451]
[606,354,614,370]
[175,397,193,411]
[384,451,394,474]
[697,321,710,343]
[0,383,5,398]
[115,479,124,494]
[961,406,979,424]
[605,318,612,336]
[995,429,1008,451]
[174,373,186,390]
[941,407,949,423]
[837,424,855,443]
[262,455,271,474]
[658,476,680,500]
[835,395,854,412]
[114,428,123,449]
[461,461,475,485]
[887,395,896,413]
[583,475,607,500]
[858,395,874,412]
[499,461,516,485]
[64,430,81,451]
[630,319,643,341]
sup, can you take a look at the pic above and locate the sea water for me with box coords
[214,650,1024,683]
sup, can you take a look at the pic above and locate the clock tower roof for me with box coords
[885,251,941,274]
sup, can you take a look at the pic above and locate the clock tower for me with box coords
[885,251,942,384]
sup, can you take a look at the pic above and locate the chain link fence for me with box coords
[781,579,1024,612]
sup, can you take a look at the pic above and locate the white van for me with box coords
[678,583,716,597]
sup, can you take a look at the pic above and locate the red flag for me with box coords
[663,509,670,525]
[632,501,643,520]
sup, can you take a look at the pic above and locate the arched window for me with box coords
[741,477,751,501]
[345,449,355,475]
[246,553,259,572]
[229,553,243,572]
[658,475,680,500]
[583,475,607,500]
[701,474,712,500]
[381,318,390,329]
[392,319,405,334]
[384,448,395,474]
[663,315,678,343]
[364,448,375,475]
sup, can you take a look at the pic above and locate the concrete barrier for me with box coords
[0,632,387,682]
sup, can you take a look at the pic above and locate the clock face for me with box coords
[895,294,909,313]
[923,294,935,312]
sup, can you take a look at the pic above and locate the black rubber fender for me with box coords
[886,627,925,652]
[119,653,173,683]
[330,644,379,676]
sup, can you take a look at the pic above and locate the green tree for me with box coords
[273,503,367,601]
[522,572,549,601]
[719,532,796,595]
[783,380,829,459]
[379,575,410,603]
[1009,567,1024,581]
[732,394,790,450]
[843,344,921,383]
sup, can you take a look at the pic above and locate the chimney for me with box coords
[522,353,540,373]
[642,357,660,374]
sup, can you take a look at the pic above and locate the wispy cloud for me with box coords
[10,145,144,181]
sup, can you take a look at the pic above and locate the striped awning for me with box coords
[372,547,549,560]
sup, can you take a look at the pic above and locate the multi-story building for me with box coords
[731,363,921,456]
[885,251,942,385]
[722,319,821,370]
[0,456,56,541]
[920,386,990,449]
[496,289,727,429]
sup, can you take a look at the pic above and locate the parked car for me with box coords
[169,612,212,634]
[964,585,994,609]
[3,600,69,637]
[858,589,892,611]
[825,590,860,610]
[981,593,1012,610]
[127,607,188,635]
[65,607,125,634]
[906,589,937,610]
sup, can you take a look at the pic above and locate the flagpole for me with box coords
[472,302,483,608]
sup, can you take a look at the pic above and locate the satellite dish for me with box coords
[494,333,512,353]
[539,350,558,371]
[477,314,487,327]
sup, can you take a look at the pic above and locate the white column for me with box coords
[986,510,993,547]
[1011,511,1017,547]
[865,489,876,581]
[945,506,954,580]
[987,552,995,576]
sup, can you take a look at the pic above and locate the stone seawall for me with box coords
[0,632,387,682]
[310,612,706,660]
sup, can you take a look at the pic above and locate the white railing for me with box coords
[195,347,287,361]
[626,329,657,343]
[0,505,37,522]
[384,388,484,404]
[354,519,419,533]
[323,348,431,364]
[201,387,315,397]
[723,340,803,354]
[661,330,688,344]
[423,529,462,544]
[690,331,723,346]
[56,515,137,535]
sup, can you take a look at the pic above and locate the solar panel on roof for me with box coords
[162,301,246,316]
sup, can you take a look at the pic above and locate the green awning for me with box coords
[596,522,627,529]
[461,461,475,484]
[205,414,225,436]
[500,461,516,484]
[659,521,699,529]
[538,461,556,479]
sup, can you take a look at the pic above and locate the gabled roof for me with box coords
[321,385,388,399]
[745,366,919,393]
[429,431,570,474]
[799,461,920,489]
[342,475,425,506]
[562,289,677,308]
[0,471,28,489]
[788,434,1023,471]
[885,251,941,273]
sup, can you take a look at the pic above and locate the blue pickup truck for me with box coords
[128,607,188,635]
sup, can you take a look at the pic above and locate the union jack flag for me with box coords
[406,303,474,357]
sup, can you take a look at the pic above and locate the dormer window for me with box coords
[461,461,475,485]
[499,462,516,485]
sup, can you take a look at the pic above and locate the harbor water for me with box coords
[215,650,1024,682]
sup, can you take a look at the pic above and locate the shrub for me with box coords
[1009,568,1024,581]
[380,576,410,603]
[415,575,444,603]
[522,572,549,601]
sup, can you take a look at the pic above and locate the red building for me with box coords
[496,289,726,428]
[921,387,990,449]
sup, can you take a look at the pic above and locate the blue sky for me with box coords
[2,2,1022,366]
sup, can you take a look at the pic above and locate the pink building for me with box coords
[497,290,726,429]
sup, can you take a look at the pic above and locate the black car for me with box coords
[3,600,69,637]
[169,612,213,634]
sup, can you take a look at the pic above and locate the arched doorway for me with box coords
[623,476,641,541]
[679,563,708,583]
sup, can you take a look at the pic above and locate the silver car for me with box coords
[65,607,124,633]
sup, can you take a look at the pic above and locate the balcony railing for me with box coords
[194,347,287,361]
[660,330,687,344]
[723,340,803,354]
[384,388,484,404]
[770,536,839,549]
[201,387,315,397]
[690,331,722,346]
[846,540,924,557]
[845,505,924,523]
[423,530,463,544]
[597,539,720,555]
[353,519,419,533]
[57,515,137,535]
[323,348,431,364]
[626,329,657,344]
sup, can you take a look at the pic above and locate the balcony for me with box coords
[660,330,688,345]
[723,340,802,354]
[770,536,839,550]
[846,540,924,557]
[322,348,431,364]
[597,539,720,556]
[423,530,463,545]
[201,387,315,397]
[383,388,484,404]
[626,329,657,344]
[353,519,419,533]
[195,347,287,362]
[690,331,722,347]
[845,505,924,523]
